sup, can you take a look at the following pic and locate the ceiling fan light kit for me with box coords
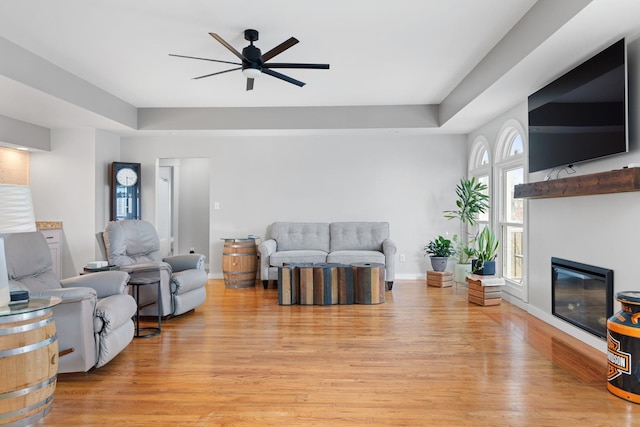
[170,29,329,91]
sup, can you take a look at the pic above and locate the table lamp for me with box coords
[0,184,36,307]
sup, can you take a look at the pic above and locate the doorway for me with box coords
[156,158,210,270]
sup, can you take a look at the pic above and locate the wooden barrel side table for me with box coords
[0,297,61,426]
[221,238,257,288]
[352,262,385,304]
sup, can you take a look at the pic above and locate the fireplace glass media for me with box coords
[551,257,613,339]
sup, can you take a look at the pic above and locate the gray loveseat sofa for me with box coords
[258,222,396,290]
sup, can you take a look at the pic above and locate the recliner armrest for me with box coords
[164,254,205,272]
[117,261,172,275]
[61,271,130,298]
[29,286,97,304]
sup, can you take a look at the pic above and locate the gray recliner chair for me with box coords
[100,220,207,317]
[4,231,137,373]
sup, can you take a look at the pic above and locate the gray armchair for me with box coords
[4,231,136,373]
[100,220,207,317]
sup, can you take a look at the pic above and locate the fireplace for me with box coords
[551,257,613,339]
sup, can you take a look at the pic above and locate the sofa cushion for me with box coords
[271,222,330,252]
[330,222,389,251]
[270,250,328,266]
[327,250,386,266]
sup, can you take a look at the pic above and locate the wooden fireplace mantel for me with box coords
[514,167,640,199]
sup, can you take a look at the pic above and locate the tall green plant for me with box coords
[443,177,489,263]
[443,177,489,226]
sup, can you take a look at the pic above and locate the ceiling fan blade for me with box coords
[263,63,330,69]
[169,54,242,66]
[261,37,299,62]
[246,78,254,91]
[192,67,241,80]
[262,68,305,87]
[209,33,246,61]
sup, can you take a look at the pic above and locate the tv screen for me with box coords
[528,39,628,173]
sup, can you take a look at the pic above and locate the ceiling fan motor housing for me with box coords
[242,44,263,71]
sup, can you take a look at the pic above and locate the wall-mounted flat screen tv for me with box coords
[528,39,628,173]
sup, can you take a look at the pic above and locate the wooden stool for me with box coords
[298,265,316,305]
[466,274,504,306]
[352,262,385,304]
[278,265,299,305]
[337,264,355,305]
[313,264,339,305]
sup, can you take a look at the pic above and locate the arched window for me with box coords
[469,136,491,227]
[495,120,526,297]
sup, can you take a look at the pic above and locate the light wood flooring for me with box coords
[34,279,640,426]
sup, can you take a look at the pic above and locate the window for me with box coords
[495,121,525,292]
[469,137,491,231]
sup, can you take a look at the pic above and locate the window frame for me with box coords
[494,120,527,302]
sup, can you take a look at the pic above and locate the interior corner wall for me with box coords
[94,130,120,258]
[120,132,467,279]
[30,129,98,277]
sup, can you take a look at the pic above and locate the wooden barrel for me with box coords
[352,262,386,304]
[222,239,257,288]
[0,307,58,426]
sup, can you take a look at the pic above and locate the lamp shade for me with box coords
[0,184,36,233]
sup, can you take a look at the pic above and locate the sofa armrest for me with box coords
[163,254,205,272]
[258,239,277,281]
[382,239,397,282]
[61,271,130,298]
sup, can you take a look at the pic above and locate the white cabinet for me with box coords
[40,229,61,279]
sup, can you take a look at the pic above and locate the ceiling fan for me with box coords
[170,29,330,91]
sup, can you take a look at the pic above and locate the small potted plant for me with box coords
[423,235,456,272]
[471,226,499,275]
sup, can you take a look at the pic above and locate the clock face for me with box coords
[116,167,138,186]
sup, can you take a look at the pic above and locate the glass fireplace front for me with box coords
[551,257,613,339]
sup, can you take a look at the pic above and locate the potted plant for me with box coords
[471,226,499,275]
[423,235,456,272]
[443,177,489,282]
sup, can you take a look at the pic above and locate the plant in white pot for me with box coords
[423,235,456,272]
[472,226,500,276]
[443,177,489,282]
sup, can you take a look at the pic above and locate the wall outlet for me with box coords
[399,254,406,262]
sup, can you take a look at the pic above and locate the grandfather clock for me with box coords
[110,162,141,221]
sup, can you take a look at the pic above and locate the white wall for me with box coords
[467,37,640,352]
[30,129,97,277]
[121,132,467,278]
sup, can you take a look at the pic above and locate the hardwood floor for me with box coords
[34,280,640,426]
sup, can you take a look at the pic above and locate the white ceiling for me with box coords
[0,0,639,135]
